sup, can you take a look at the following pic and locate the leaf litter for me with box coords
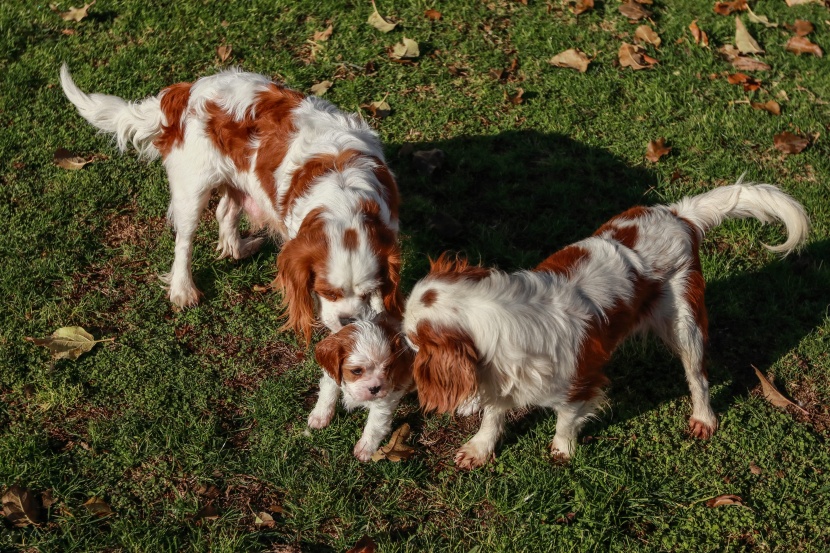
[735,17,763,55]
[618,43,658,70]
[390,37,419,60]
[54,147,92,170]
[753,365,809,411]
[368,0,397,33]
[549,49,591,73]
[786,36,823,57]
[371,423,416,462]
[2,485,43,527]
[26,326,114,361]
[646,138,671,163]
[635,25,661,48]
[773,132,809,155]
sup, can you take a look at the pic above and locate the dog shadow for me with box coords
[387,130,829,449]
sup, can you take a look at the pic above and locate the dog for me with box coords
[311,314,414,461]
[402,182,809,469]
[60,65,402,340]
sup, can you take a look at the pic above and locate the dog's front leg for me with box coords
[353,401,397,462]
[308,373,340,430]
[455,405,505,469]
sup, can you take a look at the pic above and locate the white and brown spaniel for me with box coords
[312,314,414,461]
[60,66,401,340]
[403,182,809,469]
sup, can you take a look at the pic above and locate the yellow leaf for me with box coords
[368,1,396,33]
[60,0,95,22]
[735,17,764,54]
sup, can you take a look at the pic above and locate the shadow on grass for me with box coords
[386,131,830,449]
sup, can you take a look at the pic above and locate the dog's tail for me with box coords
[669,177,810,255]
[60,64,165,159]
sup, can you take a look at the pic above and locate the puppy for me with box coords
[311,315,414,461]
[403,182,809,469]
[60,66,401,340]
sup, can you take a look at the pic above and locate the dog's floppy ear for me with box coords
[361,199,404,317]
[381,246,404,317]
[314,331,352,385]
[412,321,478,413]
[275,211,327,345]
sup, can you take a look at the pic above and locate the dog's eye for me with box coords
[350,368,364,376]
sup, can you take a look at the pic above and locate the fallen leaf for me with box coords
[706,494,744,507]
[750,100,781,115]
[618,43,657,70]
[26,326,112,361]
[646,138,671,163]
[424,9,442,20]
[548,48,591,73]
[310,80,333,96]
[368,0,397,33]
[785,36,823,57]
[62,28,76,35]
[41,490,57,510]
[753,365,809,409]
[53,147,91,170]
[191,504,219,522]
[776,89,789,101]
[729,54,771,71]
[390,37,419,60]
[747,7,777,28]
[785,20,814,36]
[361,98,391,119]
[785,0,824,5]
[254,511,275,528]
[507,88,524,105]
[313,25,333,42]
[619,0,651,20]
[635,25,661,48]
[346,535,378,553]
[749,462,763,475]
[83,496,113,518]
[735,17,763,54]
[2,485,42,527]
[216,44,232,63]
[689,20,709,47]
[726,72,762,91]
[713,0,747,16]
[371,423,416,462]
[252,283,272,293]
[571,0,594,15]
[60,0,95,22]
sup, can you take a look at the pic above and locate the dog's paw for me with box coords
[689,417,717,440]
[169,283,201,308]
[456,396,481,418]
[353,437,378,462]
[307,408,334,430]
[549,435,575,460]
[454,441,494,470]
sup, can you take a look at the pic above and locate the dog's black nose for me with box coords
[369,386,381,395]
[339,316,356,327]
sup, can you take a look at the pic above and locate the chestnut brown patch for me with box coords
[534,245,591,277]
[280,149,363,218]
[342,228,359,251]
[412,320,478,413]
[155,82,192,157]
[420,288,439,307]
[428,252,492,283]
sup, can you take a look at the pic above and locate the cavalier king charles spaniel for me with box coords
[403,182,809,469]
[311,314,413,461]
[60,66,401,340]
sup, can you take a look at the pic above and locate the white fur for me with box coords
[404,182,809,468]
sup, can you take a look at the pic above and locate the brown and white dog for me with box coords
[312,315,413,461]
[402,182,809,469]
[60,66,401,340]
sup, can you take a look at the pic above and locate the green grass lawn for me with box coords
[2,0,829,551]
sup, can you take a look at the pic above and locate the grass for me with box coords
[1,0,829,551]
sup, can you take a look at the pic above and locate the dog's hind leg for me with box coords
[216,186,265,260]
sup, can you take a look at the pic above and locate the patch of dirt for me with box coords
[102,211,166,250]
[787,374,830,437]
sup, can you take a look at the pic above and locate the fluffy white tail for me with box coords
[60,64,164,159]
[670,177,810,255]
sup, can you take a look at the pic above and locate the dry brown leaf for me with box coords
[706,494,744,507]
[254,511,275,528]
[216,44,232,63]
[424,9,442,20]
[390,37,419,60]
[618,43,657,70]
[753,365,809,409]
[571,0,594,15]
[735,17,764,54]
[2,485,42,527]
[549,48,591,73]
[751,100,781,115]
[313,25,333,42]
[191,504,219,523]
[60,0,95,22]
[619,0,651,20]
[62,28,76,35]
[726,72,761,91]
[361,98,391,119]
[635,25,661,48]
[368,1,397,33]
[749,462,763,475]
[507,88,525,105]
[785,0,824,5]
[747,7,777,28]
[26,326,112,361]
[729,52,771,71]
[40,490,57,510]
[713,0,747,16]
[645,138,671,163]
[83,496,113,518]
[53,147,91,170]
[786,36,823,57]
[785,20,814,36]
[310,81,333,96]
[689,20,709,47]
[371,423,416,462]
[347,535,378,553]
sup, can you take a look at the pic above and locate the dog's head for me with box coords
[315,314,413,403]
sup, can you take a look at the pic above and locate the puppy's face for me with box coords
[315,316,412,403]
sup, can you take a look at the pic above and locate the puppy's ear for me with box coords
[412,322,478,414]
[381,246,404,317]
[314,332,350,385]
[275,212,327,345]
